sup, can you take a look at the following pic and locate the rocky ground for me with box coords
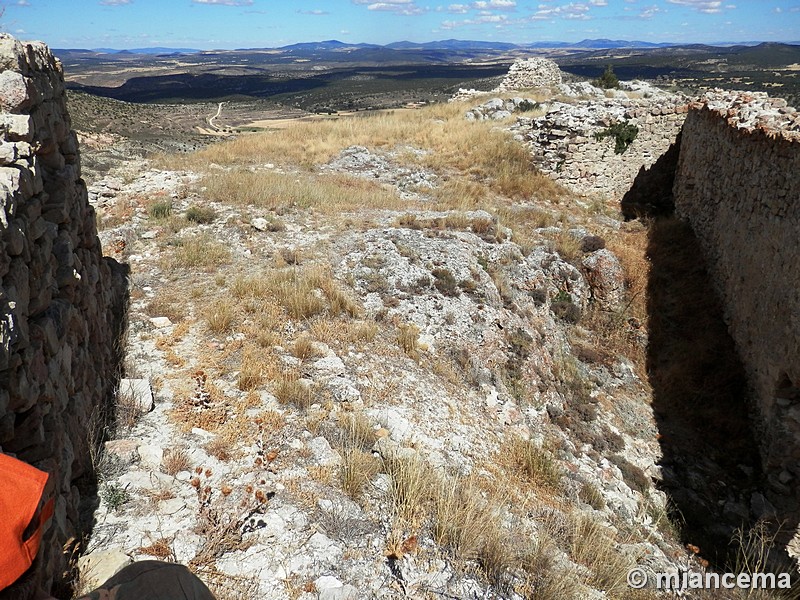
[71,72,771,600]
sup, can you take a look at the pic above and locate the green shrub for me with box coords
[595,64,619,89]
[594,121,639,154]
[517,99,540,112]
[185,205,218,223]
[551,291,582,323]
[100,482,130,511]
[432,268,460,297]
[149,200,173,220]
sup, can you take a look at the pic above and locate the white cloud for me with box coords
[665,0,734,14]
[297,9,330,15]
[352,0,425,15]
[447,3,470,12]
[638,3,662,18]
[191,0,254,6]
[472,0,516,9]
[99,0,132,5]
[532,2,594,21]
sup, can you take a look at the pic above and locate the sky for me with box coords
[2,0,799,50]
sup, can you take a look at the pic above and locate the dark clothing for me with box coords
[78,561,216,600]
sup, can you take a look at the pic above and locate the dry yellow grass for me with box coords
[160,447,191,476]
[501,438,563,492]
[205,297,237,334]
[432,476,518,584]
[273,372,314,409]
[237,345,268,391]
[397,322,420,359]
[200,170,406,214]
[570,514,637,596]
[166,233,231,271]
[160,102,562,207]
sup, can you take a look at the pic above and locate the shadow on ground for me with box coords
[645,216,763,567]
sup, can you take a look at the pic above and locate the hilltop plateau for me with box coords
[2,33,799,600]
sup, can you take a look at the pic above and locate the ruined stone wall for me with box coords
[514,95,688,200]
[672,92,800,515]
[0,35,126,592]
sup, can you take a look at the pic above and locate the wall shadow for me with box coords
[645,216,763,567]
[58,257,130,599]
[620,132,680,219]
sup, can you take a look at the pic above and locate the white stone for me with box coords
[137,443,164,469]
[118,378,154,413]
[251,217,269,231]
[149,316,172,328]
[76,549,132,591]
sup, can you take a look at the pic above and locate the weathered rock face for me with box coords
[672,91,800,531]
[496,57,563,92]
[0,34,127,592]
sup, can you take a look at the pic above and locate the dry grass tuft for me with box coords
[551,230,583,264]
[570,514,636,596]
[167,233,231,270]
[291,334,318,360]
[397,322,421,359]
[138,537,174,560]
[273,372,314,409]
[161,447,191,476]
[205,298,237,334]
[503,438,563,492]
[383,453,434,527]
[340,446,381,499]
[205,437,235,462]
[146,292,185,323]
[237,345,268,391]
[432,476,518,584]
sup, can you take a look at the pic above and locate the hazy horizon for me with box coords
[2,0,798,51]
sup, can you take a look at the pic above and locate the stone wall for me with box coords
[0,35,127,593]
[496,57,562,92]
[513,94,688,200]
[672,91,800,516]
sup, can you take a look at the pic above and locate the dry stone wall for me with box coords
[672,91,800,516]
[513,94,689,200]
[0,34,127,592]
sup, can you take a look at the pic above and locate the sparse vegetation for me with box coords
[148,200,173,220]
[185,205,218,223]
[594,120,639,154]
[161,447,191,475]
[168,233,231,270]
[66,52,768,600]
[595,64,620,90]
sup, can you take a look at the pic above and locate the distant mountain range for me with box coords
[66,38,798,55]
[90,47,202,55]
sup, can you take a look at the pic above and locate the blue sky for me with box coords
[2,0,799,49]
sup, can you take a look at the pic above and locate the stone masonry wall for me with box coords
[673,91,800,522]
[514,94,689,200]
[0,35,127,592]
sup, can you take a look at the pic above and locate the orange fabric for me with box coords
[0,453,51,591]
